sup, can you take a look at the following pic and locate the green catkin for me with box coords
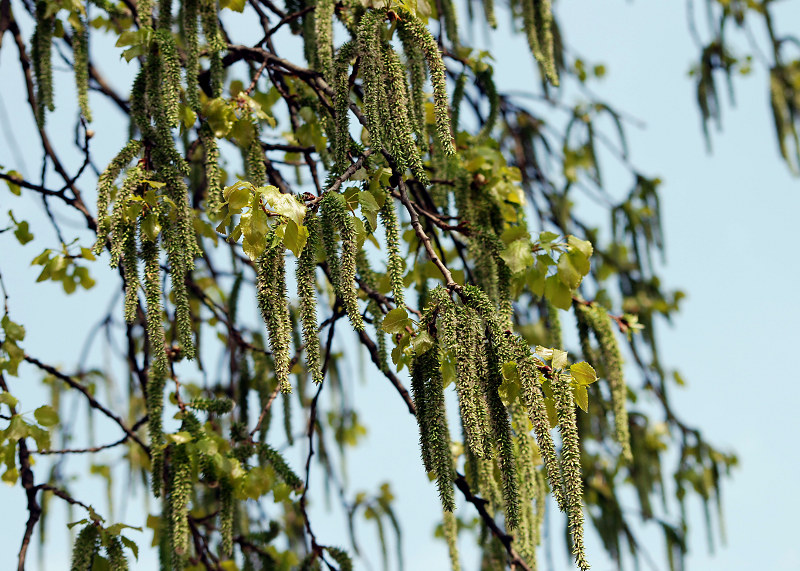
[282,388,294,445]
[357,10,389,152]
[319,192,363,330]
[95,142,142,253]
[514,418,538,567]
[258,443,304,488]
[255,245,292,393]
[450,72,467,134]
[418,343,456,512]
[587,304,632,462]
[199,0,225,97]
[533,466,547,547]
[483,0,497,29]
[410,349,433,473]
[382,44,428,183]
[72,18,92,122]
[32,1,55,126]
[476,69,499,141]
[484,331,520,528]
[522,0,559,86]
[378,195,405,308]
[443,509,461,571]
[220,481,234,555]
[399,38,427,141]
[450,306,489,458]
[183,0,200,112]
[396,11,457,156]
[121,214,140,324]
[109,165,144,268]
[70,524,99,570]
[200,124,223,212]
[553,372,590,570]
[513,337,565,512]
[297,212,323,384]
[535,0,559,86]
[314,0,335,80]
[246,138,267,187]
[440,0,460,47]
[162,169,198,359]
[143,238,169,496]
[138,0,154,22]
[546,299,562,349]
[155,30,181,129]
[105,536,129,571]
[325,547,353,571]
[332,41,356,172]
[462,286,520,527]
[170,443,192,559]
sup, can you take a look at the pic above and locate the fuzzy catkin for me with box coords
[332,41,356,172]
[170,443,192,558]
[357,10,389,152]
[443,509,461,571]
[553,372,590,570]
[72,18,92,122]
[105,536,129,571]
[588,304,632,462]
[155,30,181,129]
[256,245,293,393]
[32,1,55,126]
[200,124,223,212]
[382,44,428,183]
[513,337,565,512]
[70,524,99,571]
[319,192,363,330]
[314,0,335,80]
[378,195,405,308]
[396,11,456,156]
[297,212,323,384]
[183,0,201,112]
[220,481,234,555]
[199,0,225,97]
[94,142,142,254]
[142,238,169,496]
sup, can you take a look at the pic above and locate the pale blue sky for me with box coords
[1,1,799,570]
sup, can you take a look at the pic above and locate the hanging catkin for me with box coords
[319,192,364,330]
[256,244,293,393]
[72,17,92,122]
[553,372,590,570]
[378,194,406,308]
[297,212,324,384]
[32,1,55,126]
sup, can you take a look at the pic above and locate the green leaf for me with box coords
[120,536,139,561]
[567,235,593,258]
[34,405,59,427]
[260,186,306,227]
[573,385,589,412]
[570,361,597,386]
[382,308,410,335]
[551,349,568,371]
[13,220,33,245]
[223,181,253,211]
[499,239,534,275]
[557,252,582,289]
[411,330,434,355]
[544,275,571,310]
[4,170,22,195]
[282,219,308,257]
[165,431,193,444]
[0,392,18,409]
[2,316,25,342]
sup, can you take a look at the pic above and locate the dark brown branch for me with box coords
[23,355,148,453]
